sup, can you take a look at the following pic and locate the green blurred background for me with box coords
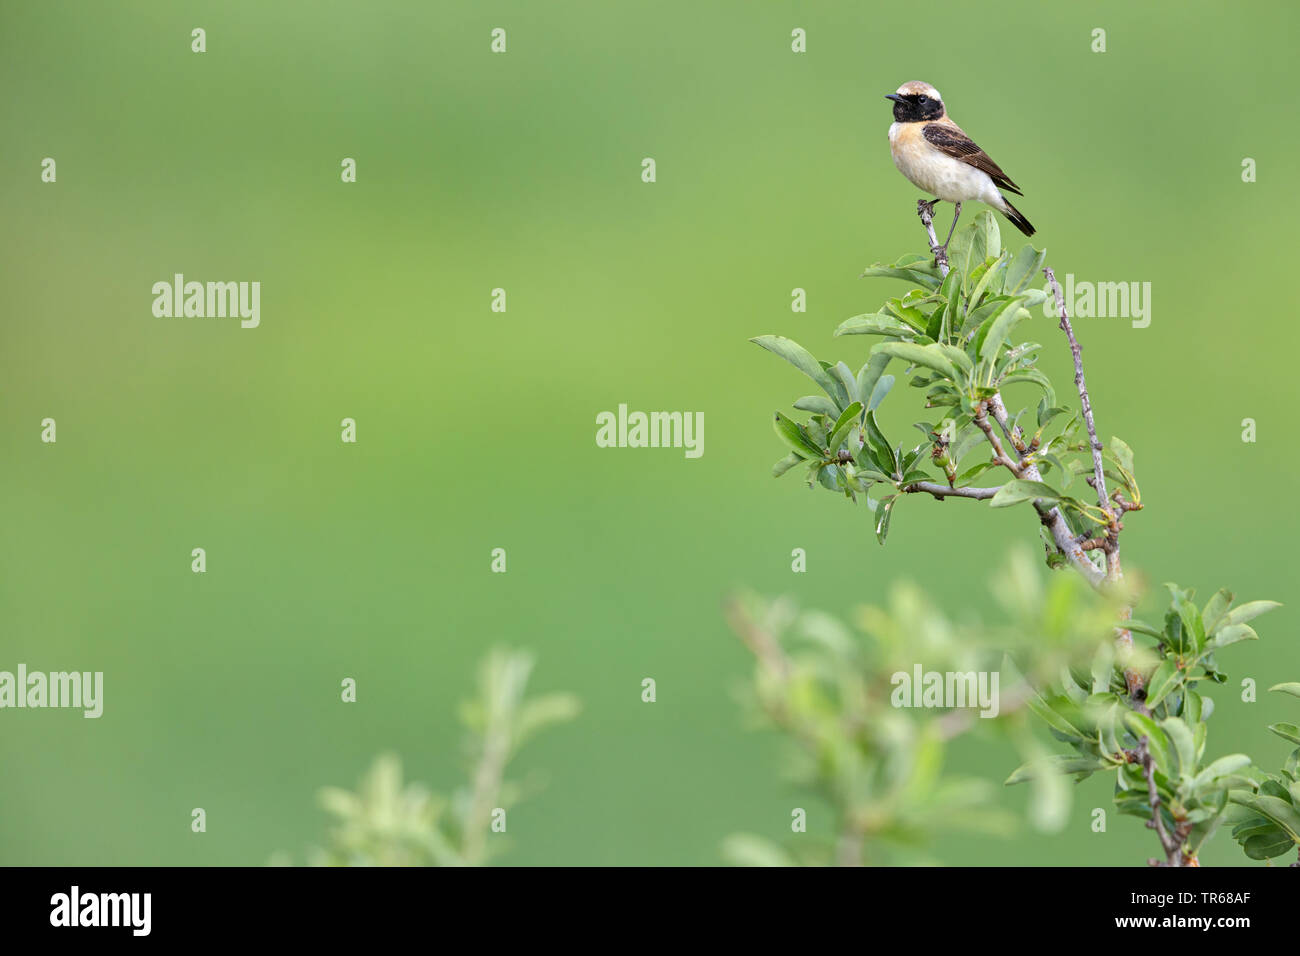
[2,1,1297,865]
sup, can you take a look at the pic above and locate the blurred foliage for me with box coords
[723,548,1128,865]
[291,648,578,866]
[1006,584,1288,865]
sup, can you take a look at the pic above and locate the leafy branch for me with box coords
[748,207,1288,866]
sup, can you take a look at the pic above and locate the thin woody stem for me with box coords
[1044,267,1117,569]
[900,481,999,500]
[1136,737,1185,866]
[973,402,1021,473]
[918,201,950,275]
[1042,267,1144,701]
[981,398,1105,587]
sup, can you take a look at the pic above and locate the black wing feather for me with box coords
[922,123,1024,196]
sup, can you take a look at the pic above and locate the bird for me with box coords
[885,81,1034,254]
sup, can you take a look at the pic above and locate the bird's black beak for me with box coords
[885,94,906,104]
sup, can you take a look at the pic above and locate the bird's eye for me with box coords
[918,95,928,104]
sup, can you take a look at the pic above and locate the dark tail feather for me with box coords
[1000,196,1035,237]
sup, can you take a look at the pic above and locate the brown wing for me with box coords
[922,123,1023,196]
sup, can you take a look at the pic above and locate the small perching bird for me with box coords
[886,81,1035,252]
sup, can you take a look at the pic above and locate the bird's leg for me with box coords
[940,202,962,252]
[917,198,941,218]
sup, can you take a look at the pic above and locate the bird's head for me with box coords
[886,81,945,122]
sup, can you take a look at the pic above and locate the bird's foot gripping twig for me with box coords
[915,201,949,274]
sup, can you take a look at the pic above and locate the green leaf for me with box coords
[1269,683,1300,700]
[772,412,822,459]
[933,266,963,341]
[855,349,891,399]
[828,402,864,450]
[831,362,859,406]
[1025,690,1092,740]
[1243,829,1296,860]
[873,494,897,544]
[751,335,848,409]
[1124,619,1165,640]
[1108,437,1135,476]
[948,211,998,284]
[771,453,803,477]
[1162,716,1197,778]
[977,297,1029,363]
[1186,795,1229,854]
[1209,623,1259,649]
[1231,794,1300,843]
[1036,403,1068,430]
[960,295,1011,341]
[1144,660,1180,710]
[792,395,839,416]
[1222,600,1282,627]
[966,254,1006,311]
[860,261,943,290]
[998,369,1057,406]
[1163,607,1187,655]
[1004,245,1047,295]
[934,343,974,377]
[1191,754,1252,792]
[863,410,897,477]
[874,342,961,382]
[835,312,917,337]
[1175,600,1206,655]
[866,374,895,412]
[1269,723,1300,746]
[1004,753,1108,785]
[1124,711,1171,775]
[1202,588,1234,633]
[989,479,1060,509]
[948,423,984,467]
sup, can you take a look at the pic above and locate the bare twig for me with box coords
[974,402,1022,473]
[1113,489,1142,513]
[984,396,1105,587]
[985,395,1027,459]
[986,393,1029,454]
[1136,737,1185,867]
[917,201,950,276]
[1041,266,1146,703]
[1045,268,1118,569]
[979,398,1105,588]
[901,481,999,501]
